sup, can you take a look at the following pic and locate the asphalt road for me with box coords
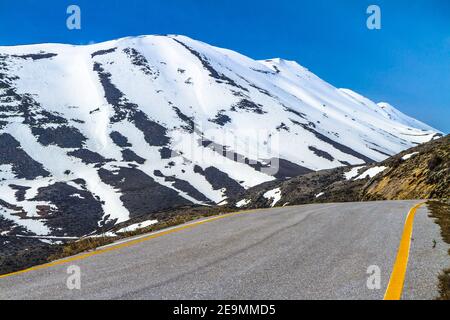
[1,200,449,300]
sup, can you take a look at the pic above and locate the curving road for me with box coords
[1,201,449,300]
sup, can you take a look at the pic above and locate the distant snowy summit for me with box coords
[0,35,442,239]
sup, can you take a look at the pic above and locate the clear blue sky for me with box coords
[0,0,448,132]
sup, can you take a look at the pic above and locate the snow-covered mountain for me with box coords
[0,35,441,239]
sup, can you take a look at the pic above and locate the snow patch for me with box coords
[217,200,228,206]
[355,166,387,180]
[402,152,419,161]
[263,188,282,207]
[236,198,251,208]
[344,166,365,180]
[0,164,15,181]
[116,220,158,233]
[315,192,325,198]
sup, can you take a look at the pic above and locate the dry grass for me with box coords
[427,200,450,300]
[47,237,117,261]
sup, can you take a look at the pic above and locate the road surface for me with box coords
[0,200,449,300]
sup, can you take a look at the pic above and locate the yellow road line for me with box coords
[384,202,426,300]
[0,209,260,280]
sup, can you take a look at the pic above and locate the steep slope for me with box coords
[0,35,441,240]
[232,135,449,208]
[362,135,449,200]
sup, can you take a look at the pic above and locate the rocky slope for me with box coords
[232,135,449,208]
[362,135,449,200]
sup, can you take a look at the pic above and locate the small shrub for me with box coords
[438,269,450,300]
[428,155,443,171]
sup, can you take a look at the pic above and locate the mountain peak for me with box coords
[0,35,439,239]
